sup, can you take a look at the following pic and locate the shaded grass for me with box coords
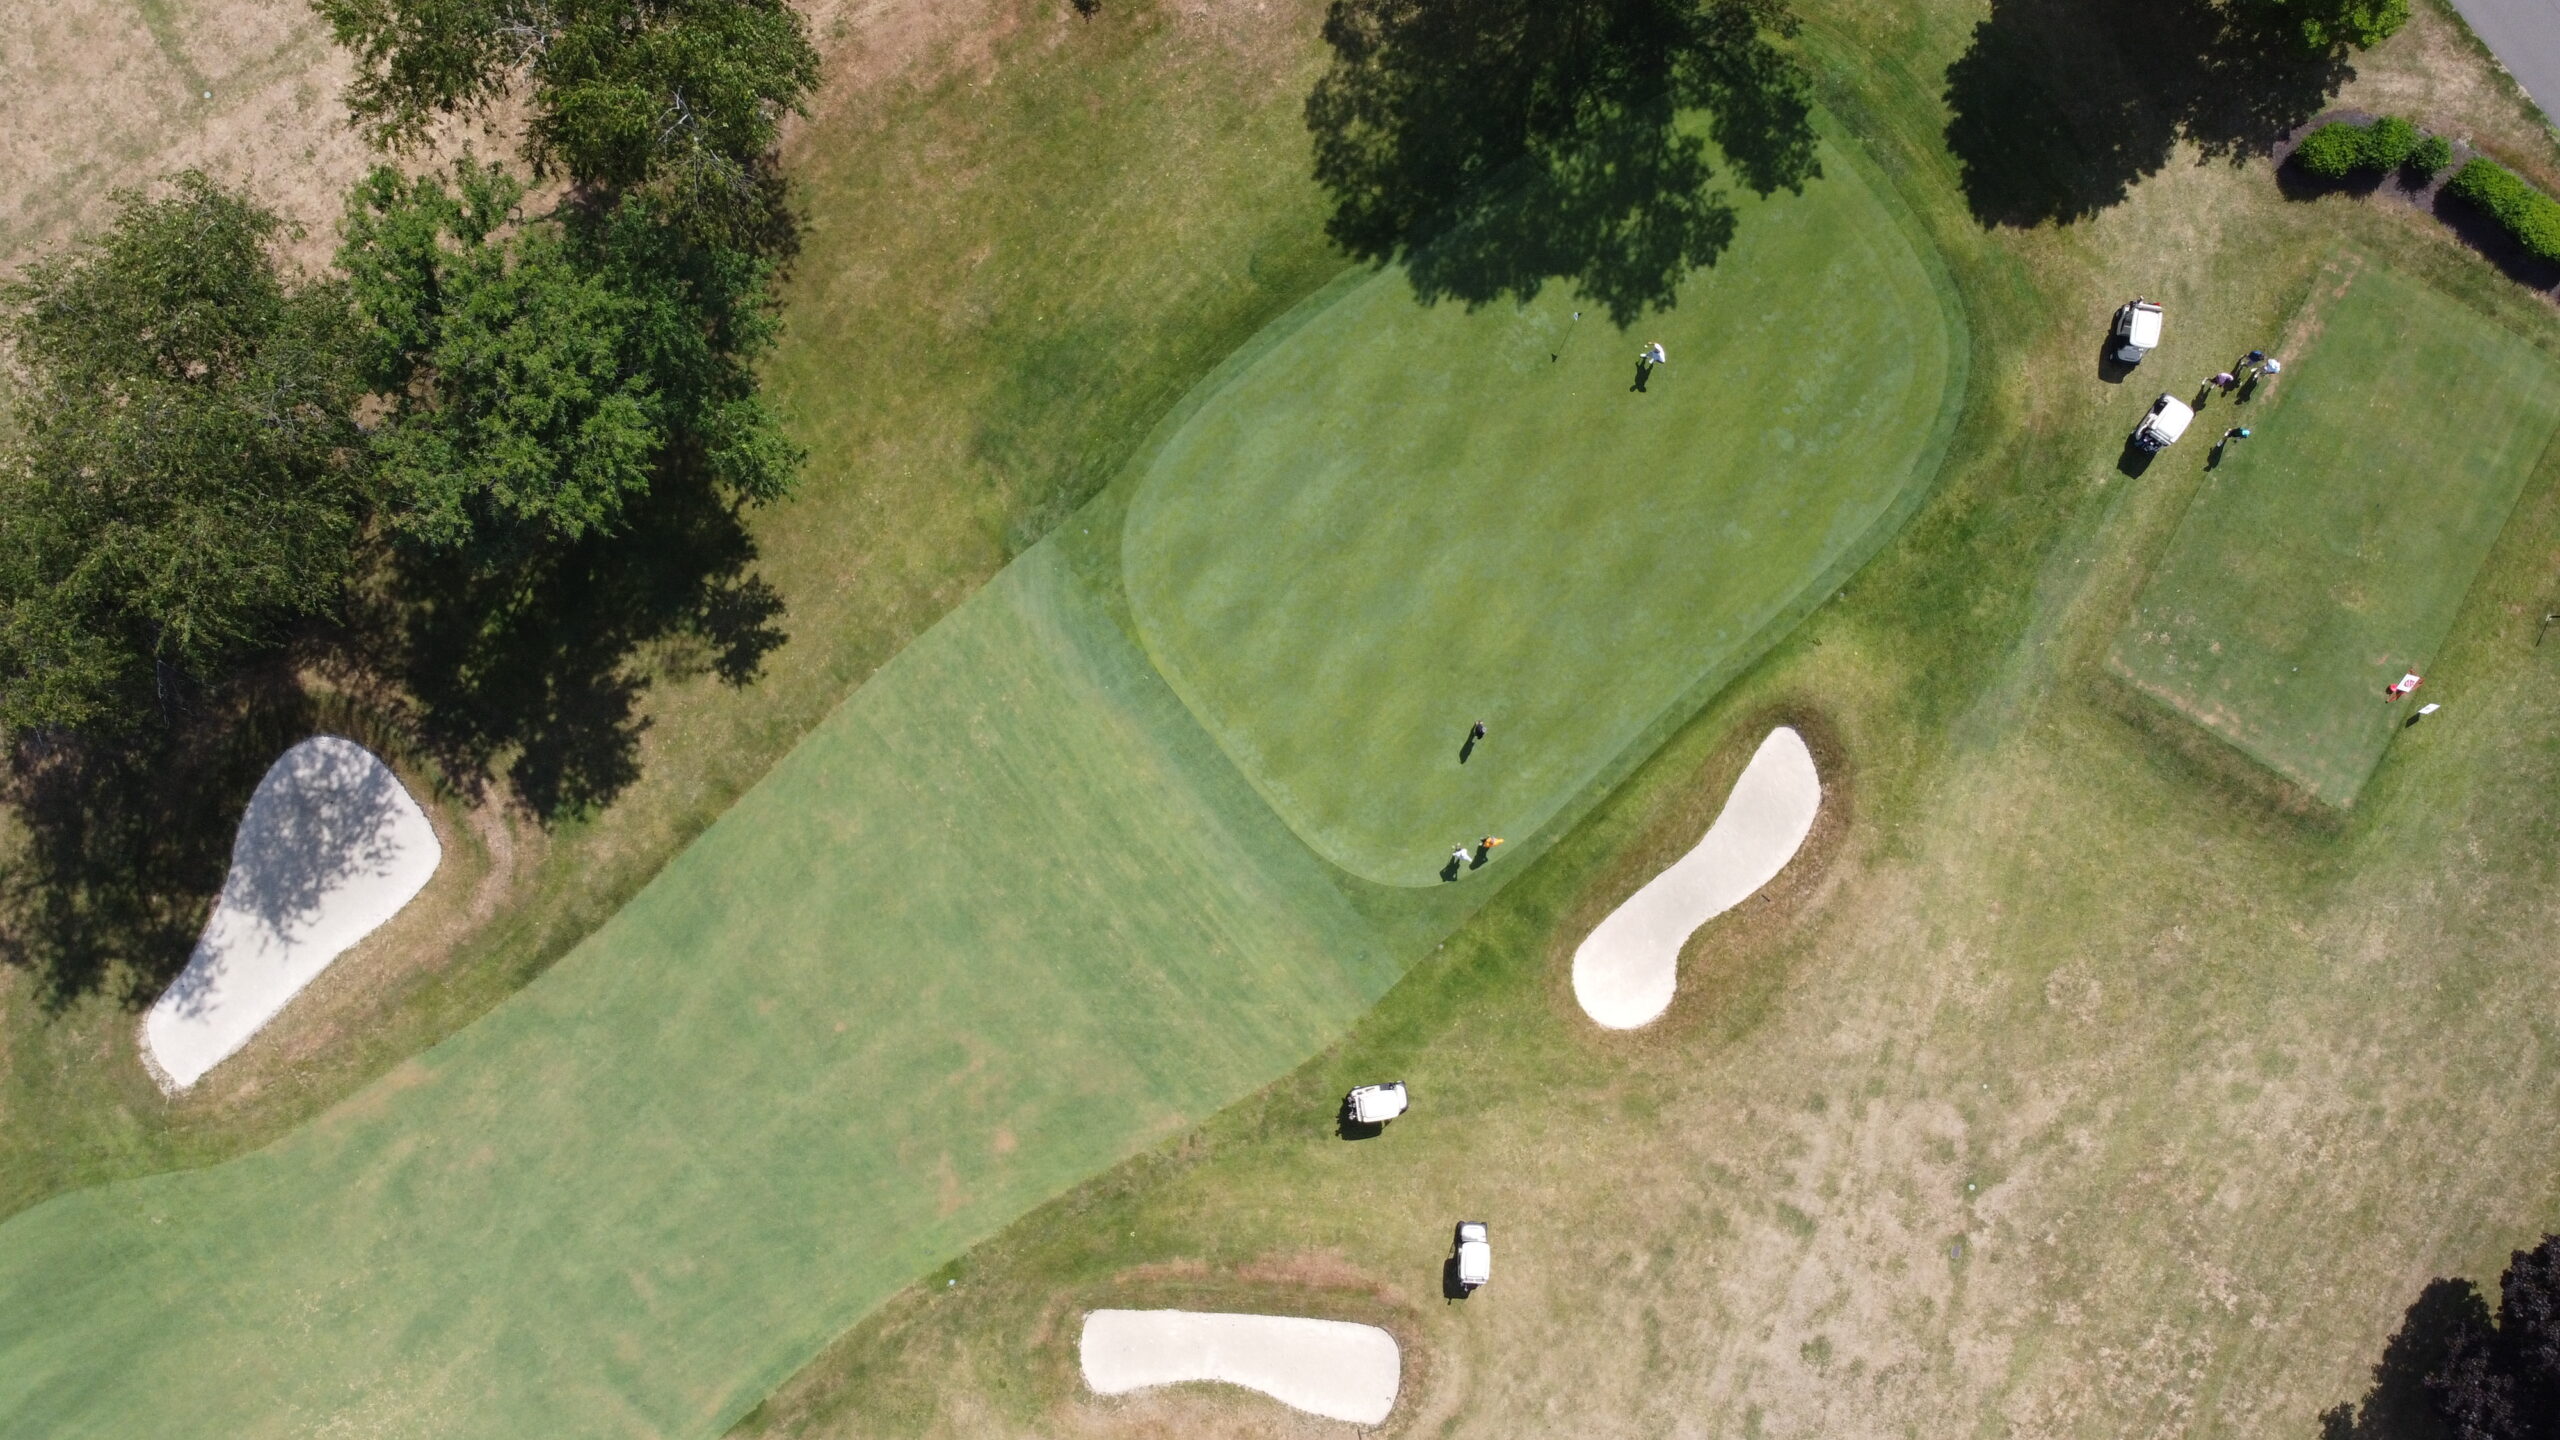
[2109,260,2560,806]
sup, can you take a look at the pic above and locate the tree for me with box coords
[338,158,800,554]
[2258,0,2409,52]
[315,0,819,235]
[2329,1237,2560,1440]
[1304,0,1819,324]
[341,161,655,548]
[0,174,368,741]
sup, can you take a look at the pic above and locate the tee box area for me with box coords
[2110,261,2560,807]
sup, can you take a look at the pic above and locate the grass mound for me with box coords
[1122,131,1962,885]
[2110,263,2560,806]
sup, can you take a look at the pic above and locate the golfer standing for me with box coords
[1640,341,1668,367]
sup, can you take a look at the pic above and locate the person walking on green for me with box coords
[1633,341,1667,393]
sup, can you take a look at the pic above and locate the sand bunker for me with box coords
[142,737,441,1091]
[1079,1309,1400,1425]
[1572,727,1820,1029]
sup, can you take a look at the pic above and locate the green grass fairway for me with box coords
[0,543,1425,1440]
[1123,132,1962,884]
[0,105,1964,1438]
[2110,263,2560,806]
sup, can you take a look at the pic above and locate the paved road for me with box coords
[2448,0,2560,123]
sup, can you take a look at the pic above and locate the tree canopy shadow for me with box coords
[1305,0,1823,326]
[1944,0,2351,228]
[0,670,329,1010]
[0,472,786,1008]
[375,468,785,824]
[2322,1238,2560,1440]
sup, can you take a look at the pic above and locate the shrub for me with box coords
[2364,115,2421,169]
[2448,157,2560,264]
[2294,122,2371,179]
[2408,134,2454,179]
[2294,116,2437,180]
[2266,0,2411,52]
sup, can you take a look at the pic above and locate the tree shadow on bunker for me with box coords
[0,673,327,1010]
[1943,0,2350,228]
[1304,0,1825,327]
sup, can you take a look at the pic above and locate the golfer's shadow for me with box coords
[1458,736,1478,764]
[1441,854,1465,882]
[1631,361,1653,393]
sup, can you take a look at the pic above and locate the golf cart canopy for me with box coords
[2136,393,2195,449]
[1347,1082,1408,1125]
[2124,302,2163,350]
[1455,1222,1491,1286]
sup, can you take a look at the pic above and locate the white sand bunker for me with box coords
[142,737,441,1091]
[1572,726,1820,1029]
[1080,1309,1400,1425]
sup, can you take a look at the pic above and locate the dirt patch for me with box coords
[0,0,514,277]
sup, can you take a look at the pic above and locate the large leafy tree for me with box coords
[0,174,368,740]
[338,158,799,553]
[2327,1237,2560,1440]
[1305,0,1819,323]
[315,0,819,236]
[2258,0,2409,52]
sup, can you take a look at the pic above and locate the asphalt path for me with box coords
[2448,0,2560,122]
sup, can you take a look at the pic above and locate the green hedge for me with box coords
[2448,157,2560,264]
[2293,115,2427,179]
[2410,134,2453,179]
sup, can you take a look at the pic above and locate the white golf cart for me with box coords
[2112,299,2165,365]
[2132,393,2195,452]
[1452,1221,1491,1293]
[1345,1082,1409,1126]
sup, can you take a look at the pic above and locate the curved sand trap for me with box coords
[1572,727,1820,1029]
[1080,1309,1400,1425]
[142,737,441,1091]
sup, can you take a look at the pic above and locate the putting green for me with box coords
[0,544,1418,1440]
[1123,133,1963,884]
[2110,262,2560,806]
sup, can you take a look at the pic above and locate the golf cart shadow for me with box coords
[2116,437,2160,477]
[1336,1100,1384,1142]
[2096,340,2138,384]
[1441,1254,1472,1301]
